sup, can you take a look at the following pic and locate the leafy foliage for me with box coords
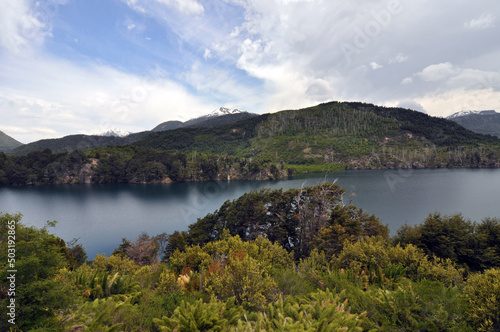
[463,268,500,331]
[0,213,80,331]
[333,236,464,286]
[75,269,140,300]
[395,213,500,271]
[154,297,242,331]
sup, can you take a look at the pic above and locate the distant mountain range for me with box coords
[0,130,23,152]
[98,128,132,137]
[446,110,500,138]
[5,107,256,156]
[152,107,256,132]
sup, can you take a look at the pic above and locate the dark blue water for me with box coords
[1,168,499,258]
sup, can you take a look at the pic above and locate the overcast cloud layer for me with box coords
[0,0,499,143]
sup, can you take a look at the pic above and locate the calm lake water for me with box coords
[1,168,500,258]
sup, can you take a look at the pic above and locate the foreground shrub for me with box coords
[333,236,464,286]
[168,234,290,309]
[366,280,471,331]
[0,213,80,331]
[464,268,500,331]
[92,253,140,274]
[74,268,140,300]
[60,296,143,331]
[154,297,242,332]
[204,249,278,310]
[238,289,372,331]
[395,214,500,271]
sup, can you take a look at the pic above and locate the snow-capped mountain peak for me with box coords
[207,107,245,117]
[97,128,131,137]
[447,110,497,119]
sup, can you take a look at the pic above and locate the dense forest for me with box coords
[135,102,500,170]
[0,146,288,186]
[2,102,500,186]
[1,183,500,331]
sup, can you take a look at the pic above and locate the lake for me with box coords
[1,168,500,258]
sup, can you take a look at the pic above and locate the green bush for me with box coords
[333,236,464,286]
[238,289,371,331]
[74,268,140,300]
[204,249,278,310]
[366,280,471,331]
[464,268,500,331]
[154,297,242,331]
[0,213,80,331]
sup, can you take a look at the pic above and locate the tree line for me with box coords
[0,146,288,186]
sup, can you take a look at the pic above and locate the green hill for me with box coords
[5,132,151,156]
[7,112,258,156]
[0,130,23,152]
[135,101,500,170]
[2,101,500,186]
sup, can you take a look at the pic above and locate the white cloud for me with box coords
[120,0,500,117]
[154,0,204,15]
[125,0,146,13]
[4,0,500,142]
[416,88,500,117]
[446,69,500,90]
[0,54,215,142]
[388,53,409,64]
[305,79,335,101]
[401,77,413,85]
[412,62,500,91]
[396,99,427,113]
[203,48,212,60]
[370,62,383,70]
[0,0,52,55]
[465,13,496,30]
[183,60,261,110]
[124,0,204,15]
[416,62,459,82]
[230,27,240,38]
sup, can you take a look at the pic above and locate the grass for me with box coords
[286,163,346,173]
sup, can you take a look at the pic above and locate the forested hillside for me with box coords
[2,101,500,186]
[0,130,23,152]
[136,101,500,170]
[0,146,286,185]
[5,132,150,157]
[2,184,500,331]
[7,112,258,156]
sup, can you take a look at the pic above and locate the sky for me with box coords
[0,0,499,143]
